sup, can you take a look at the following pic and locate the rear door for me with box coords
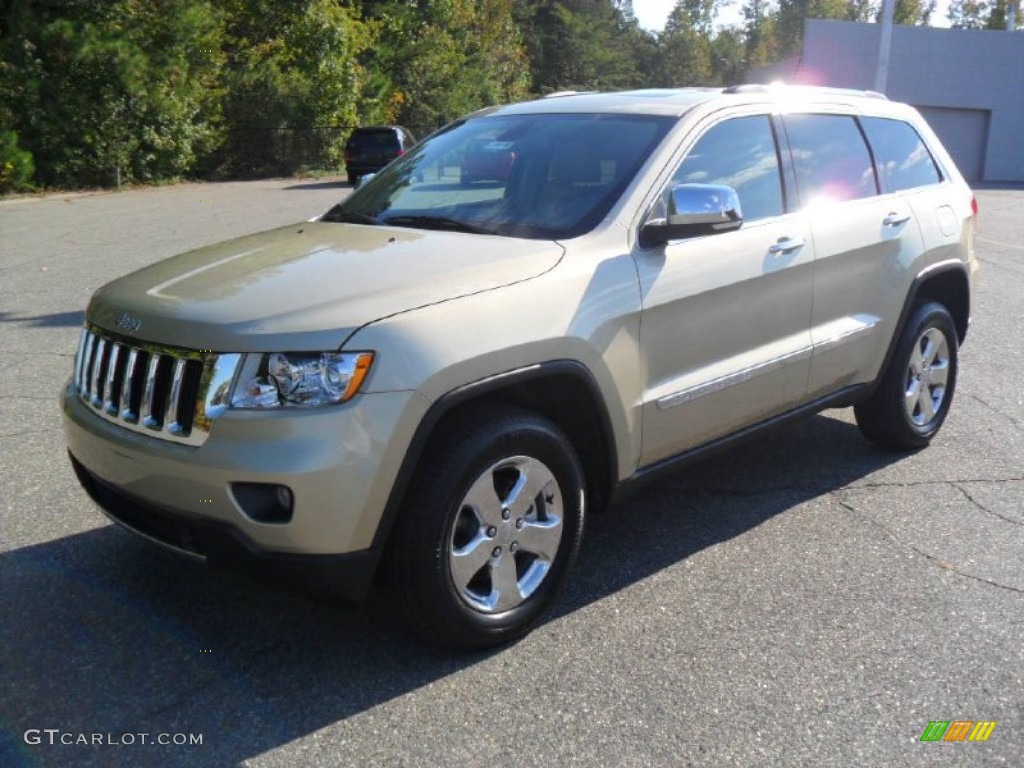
[780,112,925,399]
[859,114,965,272]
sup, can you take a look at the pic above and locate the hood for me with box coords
[87,222,564,351]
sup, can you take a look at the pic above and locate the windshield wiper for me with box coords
[321,209,381,225]
[380,215,496,235]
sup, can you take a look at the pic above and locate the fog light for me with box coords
[275,485,293,511]
[231,483,294,524]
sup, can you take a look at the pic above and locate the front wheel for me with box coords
[389,408,585,649]
[855,301,959,449]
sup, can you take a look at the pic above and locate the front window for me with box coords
[671,115,785,221]
[324,113,673,240]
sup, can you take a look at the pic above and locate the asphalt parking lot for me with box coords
[1,180,1021,767]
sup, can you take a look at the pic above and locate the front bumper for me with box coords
[70,453,379,600]
[63,380,424,592]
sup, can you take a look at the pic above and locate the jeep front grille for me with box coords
[73,326,240,446]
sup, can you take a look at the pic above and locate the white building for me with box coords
[766,19,1024,182]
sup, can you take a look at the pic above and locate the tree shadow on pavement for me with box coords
[0,310,85,328]
[283,180,351,191]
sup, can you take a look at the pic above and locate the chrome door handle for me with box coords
[883,212,911,226]
[768,237,805,255]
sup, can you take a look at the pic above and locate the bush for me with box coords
[0,130,35,193]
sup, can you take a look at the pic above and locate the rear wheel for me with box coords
[855,301,959,449]
[390,407,585,649]
[347,172,358,186]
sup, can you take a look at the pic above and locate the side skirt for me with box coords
[612,383,871,504]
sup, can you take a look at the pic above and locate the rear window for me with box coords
[860,117,942,193]
[348,130,400,151]
[784,114,878,205]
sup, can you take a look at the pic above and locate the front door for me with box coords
[635,114,815,465]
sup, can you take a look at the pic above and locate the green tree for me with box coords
[655,1,715,86]
[775,0,850,59]
[846,0,877,21]
[882,0,936,24]
[743,0,781,69]
[0,0,225,187]
[948,0,992,26]
[0,130,35,192]
[516,0,648,92]
[216,0,370,175]
[981,0,1024,27]
[711,26,748,85]
[673,0,724,35]
[360,0,529,131]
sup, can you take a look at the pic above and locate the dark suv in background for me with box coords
[343,126,416,185]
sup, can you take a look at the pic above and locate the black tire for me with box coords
[855,301,959,449]
[389,407,585,650]
[347,172,358,186]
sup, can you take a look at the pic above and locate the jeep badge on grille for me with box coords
[115,312,142,334]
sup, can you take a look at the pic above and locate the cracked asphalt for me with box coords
[1,180,1021,767]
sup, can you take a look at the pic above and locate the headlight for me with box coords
[230,351,374,409]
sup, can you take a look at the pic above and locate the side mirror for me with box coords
[640,183,743,247]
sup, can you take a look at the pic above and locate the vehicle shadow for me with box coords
[1,413,903,766]
[561,413,903,615]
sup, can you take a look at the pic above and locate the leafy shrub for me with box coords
[0,130,35,193]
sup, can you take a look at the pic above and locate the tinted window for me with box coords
[673,116,784,221]
[860,117,942,193]
[784,115,877,204]
[348,130,400,151]
[327,113,673,240]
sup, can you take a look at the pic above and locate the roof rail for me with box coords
[723,83,888,100]
[543,90,597,99]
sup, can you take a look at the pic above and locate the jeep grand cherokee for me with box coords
[64,86,978,649]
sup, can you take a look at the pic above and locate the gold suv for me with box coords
[64,86,978,648]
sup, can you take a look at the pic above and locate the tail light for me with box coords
[970,195,978,217]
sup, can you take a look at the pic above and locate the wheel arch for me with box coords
[370,360,619,552]
[868,261,970,402]
[910,262,971,345]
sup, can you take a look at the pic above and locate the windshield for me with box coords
[324,113,674,240]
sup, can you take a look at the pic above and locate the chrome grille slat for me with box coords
[75,329,89,392]
[103,343,122,414]
[89,338,107,406]
[165,359,187,435]
[80,333,98,397]
[71,325,236,447]
[120,348,140,421]
[141,354,162,429]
